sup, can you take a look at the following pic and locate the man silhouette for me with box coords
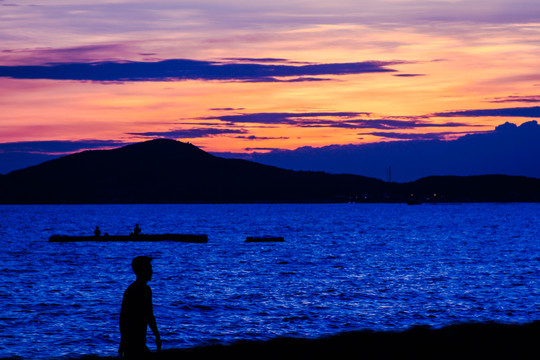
[119,256,161,359]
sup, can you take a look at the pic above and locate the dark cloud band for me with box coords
[0,59,401,82]
[128,128,247,138]
[362,131,473,141]
[435,106,540,118]
[206,111,471,129]
[0,140,125,154]
[487,96,540,103]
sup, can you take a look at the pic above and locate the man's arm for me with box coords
[147,288,161,352]
[148,313,161,351]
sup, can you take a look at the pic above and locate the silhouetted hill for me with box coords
[0,139,538,204]
[0,139,387,204]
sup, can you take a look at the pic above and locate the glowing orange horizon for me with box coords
[1,3,540,155]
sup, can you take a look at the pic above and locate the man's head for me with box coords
[131,256,153,282]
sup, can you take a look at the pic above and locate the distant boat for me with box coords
[49,233,208,243]
[245,236,284,243]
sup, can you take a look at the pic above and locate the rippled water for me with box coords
[0,203,538,359]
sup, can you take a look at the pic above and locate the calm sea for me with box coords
[0,203,538,359]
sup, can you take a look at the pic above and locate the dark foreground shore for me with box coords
[159,321,539,360]
[5,321,538,360]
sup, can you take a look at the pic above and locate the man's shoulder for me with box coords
[125,281,151,295]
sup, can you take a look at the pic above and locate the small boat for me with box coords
[49,233,208,243]
[245,236,284,243]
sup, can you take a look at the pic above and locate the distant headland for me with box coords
[0,139,538,204]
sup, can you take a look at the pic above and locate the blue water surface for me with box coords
[0,203,538,359]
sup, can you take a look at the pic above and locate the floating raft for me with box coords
[245,236,284,243]
[49,234,208,243]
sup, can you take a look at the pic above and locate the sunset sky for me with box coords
[1,0,540,179]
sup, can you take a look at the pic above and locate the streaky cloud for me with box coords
[206,111,471,129]
[244,147,282,151]
[393,74,425,77]
[361,131,470,141]
[0,139,126,154]
[435,106,540,118]
[206,111,367,125]
[0,44,132,66]
[221,57,299,64]
[210,107,245,111]
[238,76,331,83]
[0,59,402,82]
[128,128,247,138]
[322,119,470,130]
[487,95,540,103]
[235,135,289,140]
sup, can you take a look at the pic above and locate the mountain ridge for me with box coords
[0,139,538,204]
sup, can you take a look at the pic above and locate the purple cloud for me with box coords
[128,128,247,138]
[210,107,245,111]
[0,44,131,66]
[435,106,540,118]
[320,119,469,130]
[487,95,540,103]
[207,111,471,129]
[244,147,282,151]
[239,76,331,83]
[207,111,366,125]
[221,57,298,63]
[235,135,289,140]
[362,131,472,141]
[0,140,126,154]
[393,74,425,77]
[0,59,403,82]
